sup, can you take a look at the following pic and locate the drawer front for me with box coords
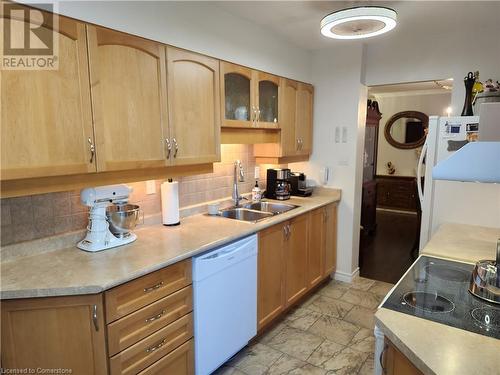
[108,286,193,356]
[138,339,194,375]
[109,313,193,375]
[105,259,192,322]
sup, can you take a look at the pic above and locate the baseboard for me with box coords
[333,267,360,283]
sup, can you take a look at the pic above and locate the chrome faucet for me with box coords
[232,160,246,206]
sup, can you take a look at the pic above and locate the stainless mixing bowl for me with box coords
[106,204,140,237]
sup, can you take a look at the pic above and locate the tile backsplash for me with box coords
[0,144,276,246]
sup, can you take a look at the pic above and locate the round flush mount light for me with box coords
[320,6,397,40]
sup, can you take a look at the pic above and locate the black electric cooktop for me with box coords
[382,256,500,340]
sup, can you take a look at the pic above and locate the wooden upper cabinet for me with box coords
[280,78,299,156]
[285,214,309,307]
[220,62,254,128]
[255,72,280,128]
[166,47,220,165]
[1,13,95,180]
[324,203,338,276]
[87,25,168,172]
[1,294,108,374]
[296,83,314,156]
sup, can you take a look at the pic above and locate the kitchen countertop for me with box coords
[0,189,340,299]
[375,223,500,375]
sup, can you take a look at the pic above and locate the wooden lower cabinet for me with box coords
[324,203,338,276]
[258,203,338,330]
[1,294,108,374]
[257,222,287,329]
[137,339,194,375]
[285,214,309,306]
[382,338,423,375]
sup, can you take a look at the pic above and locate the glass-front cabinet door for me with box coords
[255,72,280,128]
[220,62,254,128]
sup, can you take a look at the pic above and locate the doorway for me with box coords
[358,79,452,284]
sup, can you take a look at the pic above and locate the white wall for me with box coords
[364,23,500,116]
[52,1,312,82]
[291,45,367,280]
[374,92,451,176]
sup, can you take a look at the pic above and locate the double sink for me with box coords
[217,201,299,222]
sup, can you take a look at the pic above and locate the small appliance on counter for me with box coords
[265,168,291,200]
[77,184,140,252]
[161,179,180,226]
[290,172,314,197]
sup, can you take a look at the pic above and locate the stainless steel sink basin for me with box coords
[217,208,274,222]
[243,201,298,214]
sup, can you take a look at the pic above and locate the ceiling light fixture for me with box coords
[320,6,397,40]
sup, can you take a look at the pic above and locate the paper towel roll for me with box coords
[161,180,180,226]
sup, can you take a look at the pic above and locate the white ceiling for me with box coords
[212,1,500,51]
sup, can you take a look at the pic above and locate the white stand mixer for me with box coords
[77,184,137,252]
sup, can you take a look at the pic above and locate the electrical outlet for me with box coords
[254,166,260,179]
[145,180,156,195]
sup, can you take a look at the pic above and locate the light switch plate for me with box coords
[335,127,340,143]
[342,127,348,143]
[254,166,260,179]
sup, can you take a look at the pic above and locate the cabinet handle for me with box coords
[143,281,164,293]
[380,344,388,374]
[252,106,257,127]
[165,138,171,159]
[257,108,261,124]
[145,338,167,354]
[172,138,179,158]
[286,224,291,239]
[296,138,300,151]
[92,304,99,331]
[88,138,95,163]
[283,225,288,239]
[145,310,166,323]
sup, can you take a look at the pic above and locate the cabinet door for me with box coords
[1,294,108,374]
[258,222,286,330]
[87,25,168,172]
[383,338,423,375]
[296,83,314,155]
[279,78,299,156]
[255,72,280,128]
[167,47,220,165]
[285,214,309,307]
[308,208,325,287]
[138,339,194,375]
[220,62,254,128]
[1,13,95,180]
[324,204,338,276]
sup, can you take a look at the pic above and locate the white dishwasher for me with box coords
[192,234,257,375]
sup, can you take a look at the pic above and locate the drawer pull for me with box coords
[143,281,164,293]
[145,310,166,323]
[145,338,167,354]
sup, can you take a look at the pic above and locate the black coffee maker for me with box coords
[265,168,291,200]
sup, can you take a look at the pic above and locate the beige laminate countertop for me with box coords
[375,223,500,375]
[0,189,340,300]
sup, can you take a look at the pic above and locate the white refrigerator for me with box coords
[418,114,500,250]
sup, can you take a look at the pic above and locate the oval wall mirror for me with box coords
[384,111,429,149]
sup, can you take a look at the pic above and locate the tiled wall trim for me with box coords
[0,145,273,246]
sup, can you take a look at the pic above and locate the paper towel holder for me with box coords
[161,179,180,226]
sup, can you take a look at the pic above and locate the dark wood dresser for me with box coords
[376,175,418,212]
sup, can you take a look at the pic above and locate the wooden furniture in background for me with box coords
[1,13,96,180]
[382,338,424,375]
[360,100,382,233]
[376,175,418,212]
[1,294,108,374]
[166,48,220,165]
[257,203,338,331]
[1,260,194,374]
[87,25,168,172]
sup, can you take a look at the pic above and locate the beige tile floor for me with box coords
[215,277,394,375]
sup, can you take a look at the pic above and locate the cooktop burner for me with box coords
[471,307,500,333]
[382,256,500,340]
[424,264,470,282]
[403,291,455,313]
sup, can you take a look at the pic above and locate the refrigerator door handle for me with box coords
[417,140,428,205]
